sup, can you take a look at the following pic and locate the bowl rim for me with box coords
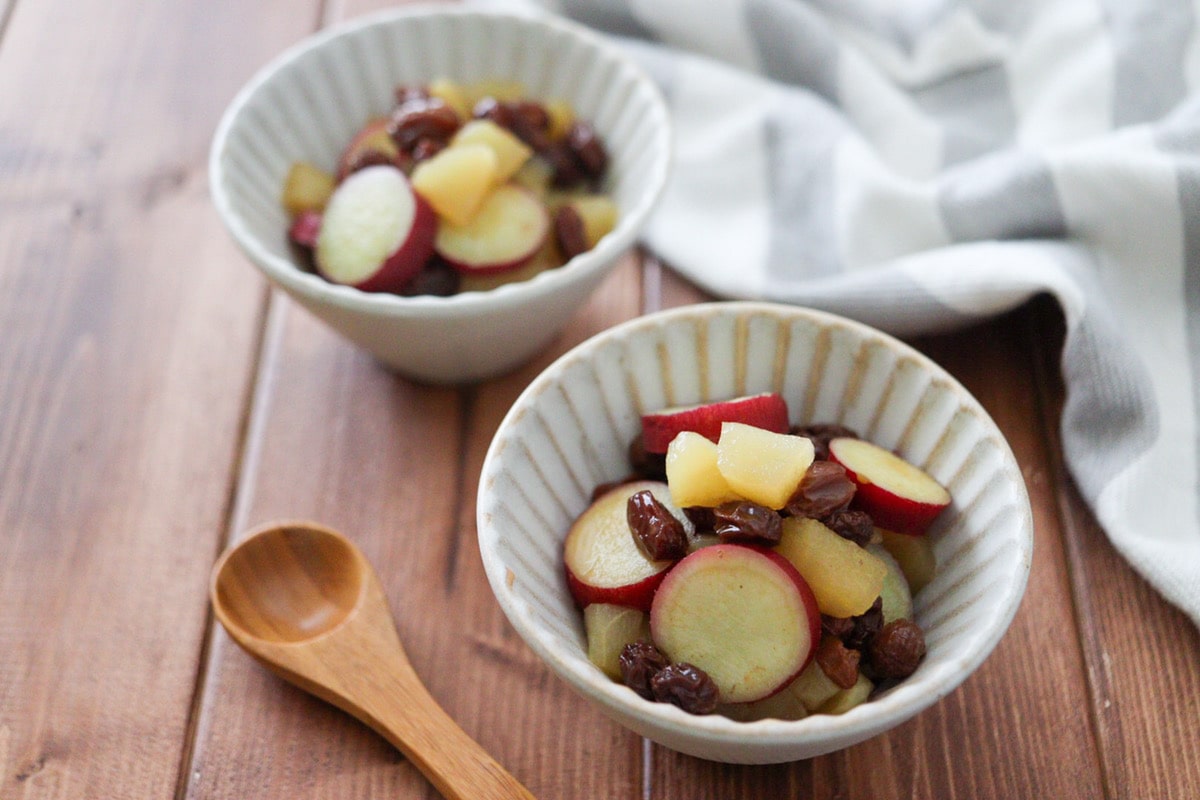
[478,301,1034,754]
[208,3,671,318]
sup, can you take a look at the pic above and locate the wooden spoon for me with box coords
[210,520,535,800]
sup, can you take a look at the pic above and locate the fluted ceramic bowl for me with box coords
[209,5,669,383]
[477,302,1033,763]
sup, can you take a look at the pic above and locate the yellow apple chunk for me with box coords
[878,529,937,594]
[282,161,335,216]
[716,422,815,510]
[584,603,650,680]
[410,143,498,226]
[666,431,743,509]
[818,671,874,715]
[790,658,842,712]
[452,119,533,184]
[545,99,575,140]
[511,157,555,198]
[776,517,888,618]
[427,77,471,121]
[560,193,619,248]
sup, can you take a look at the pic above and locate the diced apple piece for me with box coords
[467,78,527,104]
[282,161,336,216]
[867,544,914,624]
[878,529,937,594]
[556,193,619,249]
[650,545,820,704]
[452,119,533,184]
[775,517,888,618]
[584,603,650,680]
[817,671,874,715]
[828,437,951,535]
[434,184,549,274]
[336,117,400,180]
[665,431,743,509]
[716,422,815,510]
[545,98,575,140]
[314,165,436,293]
[642,392,790,454]
[427,77,471,121]
[563,481,684,612]
[790,658,842,712]
[410,143,498,226]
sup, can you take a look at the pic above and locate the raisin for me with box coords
[554,204,589,260]
[627,490,688,561]
[544,141,586,188]
[712,501,782,545]
[683,506,717,536]
[844,597,884,651]
[619,640,669,700]
[815,635,861,690]
[821,614,855,640]
[628,436,667,481]
[398,258,459,297]
[472,96,514,127]
[506,100,553,151]
[792,423,859,461]
[590,476,640,502]
[823,508,874,546]
[389,97,460,151]
[650,663,719,715]
[409,136,446,163]
[565,120,608,179]
[868,619,926,679]
[786,461,856,518]
[341,148,398,176]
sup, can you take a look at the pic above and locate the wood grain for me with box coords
[1,0,1198,798]
[1027,297,1200,800]
[0,0,300,797]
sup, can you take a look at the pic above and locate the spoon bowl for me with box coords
[210,520,534,800]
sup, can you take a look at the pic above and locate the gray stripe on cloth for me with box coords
[914,63,1016,165]
[938,149,1067,242]
[763,89,848,280]
[1098,0,1194,126]
[1054,253,1160,506]
[558,0,660,41]
[744,0,841,100]
[1165,146,1200,529]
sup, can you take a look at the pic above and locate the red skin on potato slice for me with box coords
[435,185,550,275]
[828,437,951,535]
[641,393,789,454]
[315,165,437,294]
[563,481,683,612]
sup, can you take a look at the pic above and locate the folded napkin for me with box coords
[499,0,1200,627]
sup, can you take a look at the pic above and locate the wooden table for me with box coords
[3,0,1199,797]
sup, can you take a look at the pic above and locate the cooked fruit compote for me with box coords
[565,392,947,720]
[281,78,617,296]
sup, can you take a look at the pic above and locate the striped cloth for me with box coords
[504,0,1200,626]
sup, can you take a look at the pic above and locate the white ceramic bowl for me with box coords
[209,5,669,383]
[477,302,1033,764]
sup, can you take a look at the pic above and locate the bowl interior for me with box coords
[209,5,670,310]
[477,302,1033,762]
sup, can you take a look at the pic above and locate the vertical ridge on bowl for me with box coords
[478,302,1033,763]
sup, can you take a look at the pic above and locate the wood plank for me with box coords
[647,274,1106,797]
[0,0,310,797]
[186,256,648,798]
[1027,296,1200,800]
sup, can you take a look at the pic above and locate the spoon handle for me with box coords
[359,665,536,800]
